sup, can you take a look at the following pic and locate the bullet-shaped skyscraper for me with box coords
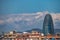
[43,14,54,36]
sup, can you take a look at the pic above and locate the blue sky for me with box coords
[0,0,60,14]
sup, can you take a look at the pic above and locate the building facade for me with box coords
[43,14,54,36]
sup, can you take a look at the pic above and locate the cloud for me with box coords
[0,20,4,24]
[0,12,60,26]
[1,12,44,23]
[0,11,60,32]
[35,12,43,19]
[51,14,60,20]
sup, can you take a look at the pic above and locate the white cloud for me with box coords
[3,12,44,23]
[0,11,60,29]
[35,13,43,19]
[0,20,4,24]
[7,18,14,23]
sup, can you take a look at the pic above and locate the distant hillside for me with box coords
[26,28,60,33]
[26,28,42,33]
[54,29,60,33]
[0,28,60,35]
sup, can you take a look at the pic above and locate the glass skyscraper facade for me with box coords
[43,14,54,36]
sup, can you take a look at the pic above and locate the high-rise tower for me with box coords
[43,14,54,36]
